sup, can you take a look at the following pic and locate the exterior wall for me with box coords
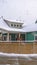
[26,32,34,41]
[9,33,25,41]
[0,32,25,41]
[11,22,22,28]
[5,20,23,28]
[35,31,37,34]
[0,31,37,41]
[9,32,35,41]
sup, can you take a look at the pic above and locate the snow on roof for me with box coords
[0,17,9,30]
[0,17,37,32]
[0,17,24,32]
[4,18,24,24]
[23,23,37,32]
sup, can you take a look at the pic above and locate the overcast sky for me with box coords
[0,0,37,24]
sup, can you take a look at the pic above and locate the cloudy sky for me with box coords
[0,0,37,24]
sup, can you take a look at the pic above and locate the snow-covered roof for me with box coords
[0,17,37,33]
[23,23,37,32]
[4,18,24,24]
[0,17,25,33]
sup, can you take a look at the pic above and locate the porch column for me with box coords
[0,33,2,41]
[18,33,21,41]
[7,33,9,41]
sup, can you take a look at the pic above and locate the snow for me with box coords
[4,18,24,24]
[0,17,37,32]
[23,23,37,32]
[0,52,37,61]
[0,17,24,32]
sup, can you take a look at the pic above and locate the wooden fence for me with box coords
[0,42,37,54]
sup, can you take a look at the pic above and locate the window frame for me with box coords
[11,24,13,27]
[2,34,7,41]
[34,34,37,41]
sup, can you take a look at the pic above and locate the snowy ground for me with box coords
[0,52,37,65]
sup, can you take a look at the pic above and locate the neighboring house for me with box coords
[0,17,37,42]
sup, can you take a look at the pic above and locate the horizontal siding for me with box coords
[26,32,34,41]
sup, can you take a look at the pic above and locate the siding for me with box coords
[26,32,34,41]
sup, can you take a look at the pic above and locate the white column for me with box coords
[18,33,20,40]
[7,33,9,41]
[19,33,20,38]
[0,33,2,41]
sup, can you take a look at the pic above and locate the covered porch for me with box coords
[0,32,25,42]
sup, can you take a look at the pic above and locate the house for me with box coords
[0,17,37,42]
[0,17,25,41]
[0,16,37,54]
[23,22,37,42]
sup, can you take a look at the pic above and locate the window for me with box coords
[35,20,37,23]
[9,34,16,41]
[17,25,19,27]
[2,34,7,41]
[20,34,25,41]
[14,24,16,27]
[20,25,22,27]
[11,24,13,26]
[35,35,37,41]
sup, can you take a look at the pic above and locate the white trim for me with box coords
[0,40,35,43]
[34,34,37,41]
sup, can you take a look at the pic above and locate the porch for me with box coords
[0,32,25,42]
[0,32,37,54]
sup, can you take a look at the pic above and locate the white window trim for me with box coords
[34,34,37,41]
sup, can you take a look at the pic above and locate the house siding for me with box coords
[26,32,34,41]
